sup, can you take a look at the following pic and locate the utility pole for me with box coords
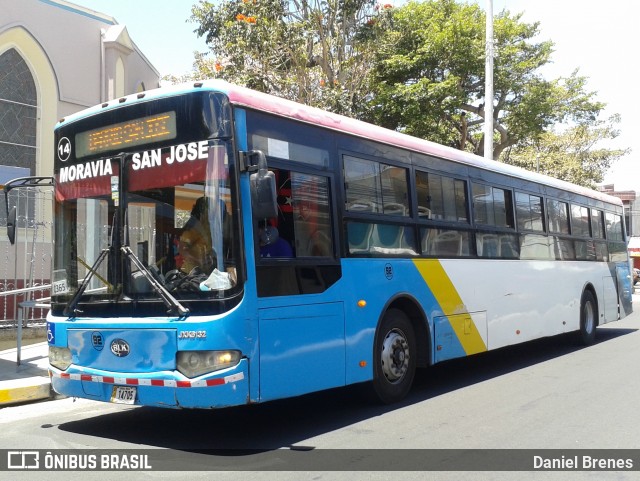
[484,0,494,160]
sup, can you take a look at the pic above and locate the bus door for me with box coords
[616,263,633,318]
[253,166,344,401]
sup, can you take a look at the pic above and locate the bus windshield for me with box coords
[52,137,239,317]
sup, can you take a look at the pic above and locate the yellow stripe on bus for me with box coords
[413,259,487,355]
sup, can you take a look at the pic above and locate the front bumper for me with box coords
[49,358,250,409]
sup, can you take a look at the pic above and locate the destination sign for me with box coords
[74,111,177,159]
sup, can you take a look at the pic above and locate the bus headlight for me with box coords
[49,346,72,370]
[177,350,241,378]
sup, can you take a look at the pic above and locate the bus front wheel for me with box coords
[371,308,416,404]
[576,290,597,345]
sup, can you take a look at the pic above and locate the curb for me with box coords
[0,378,53,406]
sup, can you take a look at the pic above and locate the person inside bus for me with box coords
[178,197,214,274]
[258,220,293,258]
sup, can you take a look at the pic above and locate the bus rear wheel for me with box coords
[576,290,597,345]
[371,308,416,404]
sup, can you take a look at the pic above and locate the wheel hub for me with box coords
[381,329,410,383]
[584,300,594,333]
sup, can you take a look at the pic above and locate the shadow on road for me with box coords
[55,327,637,454]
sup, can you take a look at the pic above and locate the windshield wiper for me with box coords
[63,248,110,317]
[121,245,190,318]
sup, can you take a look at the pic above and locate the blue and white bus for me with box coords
[46,80,632,408]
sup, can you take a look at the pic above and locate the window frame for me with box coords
[570,204,590,238]
[471,182,515,231]
[515,191,545,233]
[415,169,469,224]
[253,159,339,265]
[343,155,411,217]
[546,198,570,235]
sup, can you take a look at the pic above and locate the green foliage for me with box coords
[184,0,627,186]
[364,0,608,164]
[187,0,384,116]
[504,115,629,188]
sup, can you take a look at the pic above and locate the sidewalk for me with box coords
[0,342,53,406]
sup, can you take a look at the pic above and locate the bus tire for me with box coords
[576,290,597,345]
[371,308,416,404]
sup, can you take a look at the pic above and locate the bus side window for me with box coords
[255,168,295,258]
[257,169,333,259]
[291,172,333,257]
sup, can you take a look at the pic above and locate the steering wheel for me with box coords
[164,269,203,293]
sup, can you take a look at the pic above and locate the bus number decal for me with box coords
[57,137,71,161]
[178,330,207,340]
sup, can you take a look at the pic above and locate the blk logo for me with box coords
[110,339,130,357]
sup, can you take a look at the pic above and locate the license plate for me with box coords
[111,386,136,404]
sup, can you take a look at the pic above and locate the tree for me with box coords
[364,0,608,162]
[503,114,629,188]
[187,0,387,116]
[184,0,627,187]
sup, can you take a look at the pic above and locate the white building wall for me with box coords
[0,0,160,320]
[2,0,159,112]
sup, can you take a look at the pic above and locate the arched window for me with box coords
[0,48,37,175]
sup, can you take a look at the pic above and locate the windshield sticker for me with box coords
[111,175,119,206]
[52,278,69,295]
[52,269,70,295]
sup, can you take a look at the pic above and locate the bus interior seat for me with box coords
[372,223,404,250]
[382,203,406,216]
[499,235,518,258]
[347,200,376,212]
[433,231,463,256]
[418,206,431,219]
[347,222,373,253]
[477,233,499,257]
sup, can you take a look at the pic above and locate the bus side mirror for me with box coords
[249,151,278,219]
[2,176,54,246]
[6,206,16,245]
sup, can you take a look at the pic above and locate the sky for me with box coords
[67,0,209,76]
[69,0,638,190]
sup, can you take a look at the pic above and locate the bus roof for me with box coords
[58,79,621,206]
[219,81,620,207]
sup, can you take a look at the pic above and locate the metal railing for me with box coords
[0,185,53,328]
[0,284,50,365]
